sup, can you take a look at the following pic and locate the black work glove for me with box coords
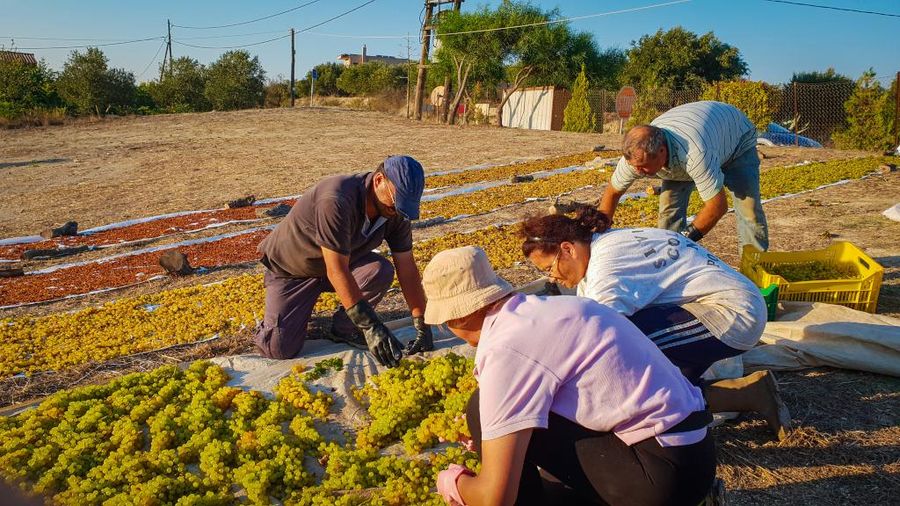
[345,300,403,368]
[405,316,434,355]
[681,224,704,242]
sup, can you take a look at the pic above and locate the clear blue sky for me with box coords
[1,0,898,85]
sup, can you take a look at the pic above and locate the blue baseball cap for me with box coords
[382,155,425,220]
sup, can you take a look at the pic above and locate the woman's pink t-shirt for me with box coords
[475,294,706,446]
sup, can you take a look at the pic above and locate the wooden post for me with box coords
[413,1,435,120]
[290,29,296,108]
[895,71,900,147]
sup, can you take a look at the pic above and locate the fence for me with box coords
[586,81,862,147]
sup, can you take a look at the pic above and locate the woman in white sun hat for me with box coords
[423,246,716,506]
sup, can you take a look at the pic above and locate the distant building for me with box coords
[0,51,37,65]
[337,45,410,67]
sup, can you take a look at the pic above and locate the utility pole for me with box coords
[165,19,173,77]
[413,0,461,121]
[439,0,463,123]
[406,33,411,118]
[895,71,900,148]
[290,28,296,107]
[413,1,435,120]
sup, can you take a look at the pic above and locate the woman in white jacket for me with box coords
[520,206,791,440]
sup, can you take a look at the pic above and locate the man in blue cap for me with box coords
[255,155,432,367]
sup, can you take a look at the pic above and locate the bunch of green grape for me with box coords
[769,260,859,282]
[0,361,332,505]
[354,353,476,451]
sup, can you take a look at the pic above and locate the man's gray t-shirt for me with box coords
[257,172,413,278]
[611,101,758,201]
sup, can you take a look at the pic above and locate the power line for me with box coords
[177,29,288,40]
[11,36,165,51]
[174,33,292,50]
[297,0,378,33]
[433,0,692,38]
[2,35,159,42]
[137,39,167,79]
[758,0,900,18]
[303,31,412,39]
[296,0,688,40]
[172,0,324,30]
[171,0,378,50]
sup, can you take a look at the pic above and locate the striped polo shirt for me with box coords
[611,101,758,201]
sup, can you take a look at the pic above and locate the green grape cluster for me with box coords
[355,353,477,451]
[0,361,334,505]
[275,366,335,419]
[769,260,858,282]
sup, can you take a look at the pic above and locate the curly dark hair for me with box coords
[520,206,611,257]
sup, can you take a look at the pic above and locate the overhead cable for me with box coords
[759,0,900,18]
[296,0,378,33]
[171,0,378,50]
[295,0,689,40]
[137,39,167,79]
[174,33,291,50]
[172,0,324,30]
[12,36,165,50]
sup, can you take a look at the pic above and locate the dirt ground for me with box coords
[0,106,867,237]
[1,108,898,505]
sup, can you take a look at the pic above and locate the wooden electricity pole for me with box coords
[413,1,435,120]
[439,0,463,123]
[290,28,296,107]
[895,71,900,148]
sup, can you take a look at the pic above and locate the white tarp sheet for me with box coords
[744,302,900,377]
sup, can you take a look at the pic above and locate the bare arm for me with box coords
[392,250,426,318]
[691,189,728,234]
[598,184,626,222]
[321,247,364,310]
[457,429,533,506]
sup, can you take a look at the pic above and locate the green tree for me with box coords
[299,62,345,97]
[791,68,852,85]
[832,69,894,151]
[204,50,265,111]
[336,62,405,96]
[620,27,747,90]
[0,59,58,117]
[56,47,136,115]
[148,57,209,112]
[563,65,595,132]
[700,80,776,130]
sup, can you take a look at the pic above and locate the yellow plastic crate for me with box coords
[740,241,883,313]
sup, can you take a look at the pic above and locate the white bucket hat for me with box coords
[422,246,514,325]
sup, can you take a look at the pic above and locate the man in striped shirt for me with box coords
[599,100,768,251]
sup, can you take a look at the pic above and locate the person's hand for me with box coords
[405,316,434,355]
[437,464,474,505]
[345,300,403,367]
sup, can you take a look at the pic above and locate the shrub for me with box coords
[626,86,672,127]
[264,80,291,108]
[832,69,894,151]
[701,80,776,130]
[148,57,209,112]
[336,62,405,96]
[56,48,136,115]
[204,50,265,111]
[563,65,596,132]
